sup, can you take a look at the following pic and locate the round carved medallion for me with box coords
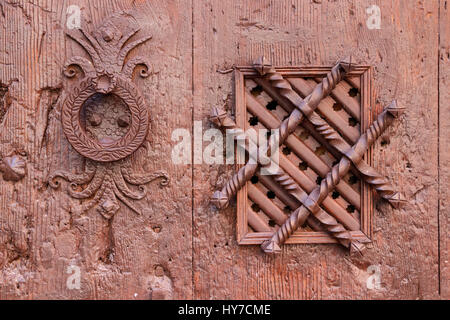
[61,76,149,162]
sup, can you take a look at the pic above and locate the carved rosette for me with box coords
[49,13,169,218]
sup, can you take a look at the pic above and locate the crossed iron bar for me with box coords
[210,56,405,254]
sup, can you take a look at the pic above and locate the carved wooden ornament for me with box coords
[0,154,26,182]
[211,56,405,254]
[49,13,168,219]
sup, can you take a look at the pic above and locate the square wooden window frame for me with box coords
[234,65,374,245]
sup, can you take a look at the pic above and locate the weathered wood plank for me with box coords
[439,0,449,300]
[193,0,440,299]
[0,0,193,299]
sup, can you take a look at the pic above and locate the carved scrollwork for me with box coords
[63,56,96,79]
[122,56,152,79]
[49,160,168,218]
[49,13,168,219]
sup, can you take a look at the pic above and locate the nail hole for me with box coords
[267,190,276,199]
[333,102,343,111]
[349,175,358,185]
[266,130,272,139]
[249,116,259,126]
[154,265,165,277]
[298,161,308,171]
[348,88,358,97]
[406,162,412,169]
[250,175,259,184]
[348,117,358,127]
[316,176,323,185]
[268,219,276,227]
[346,204,355,213]
[282,146,291,155]
[381,138,390,146]
[250,85,263,96]
[266,100,277,111]
[332,191,340,199]
[251,203,260,212]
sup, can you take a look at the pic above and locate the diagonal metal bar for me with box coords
[261,101,405,254]
[210,108,362,250]
[254,56,404,207]
[211,57,352,209]
[245,91,361,211]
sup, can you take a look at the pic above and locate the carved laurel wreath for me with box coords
[62,75,148,162]
[48,13,169,218]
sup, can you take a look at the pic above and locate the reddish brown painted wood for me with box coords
[193,0,441,299]
[0,0,445,300]
[439,0,449,300]
[0,0,193,299]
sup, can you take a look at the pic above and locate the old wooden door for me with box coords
[0,0,447,299]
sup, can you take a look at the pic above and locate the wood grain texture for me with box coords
[0,0,445,300]
[193,0,441,299]
[0,0,193,299]
[439,0,449,300]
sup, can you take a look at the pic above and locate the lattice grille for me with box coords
[210,57,404,254]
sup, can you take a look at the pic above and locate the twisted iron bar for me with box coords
[254,56,351,143]
[261,101,404,253]
[211,58,352,209]
[253,57,365,251]
[210,108,358,251]
[270,168,360,252]
[257,56,404,207]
